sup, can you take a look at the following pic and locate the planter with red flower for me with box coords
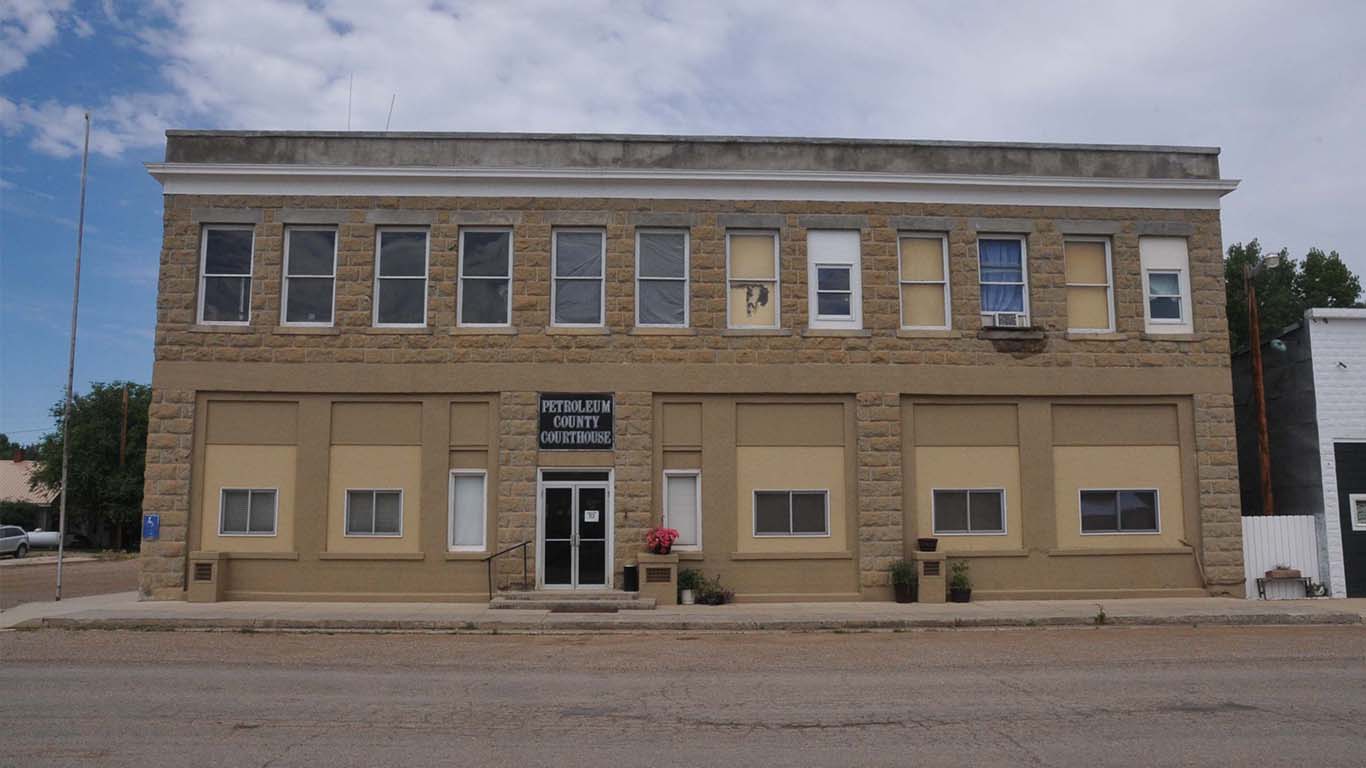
[645,526,680,555]
[637,527,682,605]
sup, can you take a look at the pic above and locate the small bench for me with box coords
[1255,575,1315,599]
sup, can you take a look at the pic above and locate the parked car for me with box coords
[0,525,30,558]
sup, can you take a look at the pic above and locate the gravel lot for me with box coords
[2,625,1364,767]
[0,558,139,609]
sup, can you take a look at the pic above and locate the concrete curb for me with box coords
[20,610,1363,634]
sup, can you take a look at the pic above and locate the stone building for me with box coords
[139,131,1244,602]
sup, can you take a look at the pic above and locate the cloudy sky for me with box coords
[2,0,1364,439]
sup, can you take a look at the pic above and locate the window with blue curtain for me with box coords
[978,238,1026,313]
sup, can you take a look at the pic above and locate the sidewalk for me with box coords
[6,595,1366,633]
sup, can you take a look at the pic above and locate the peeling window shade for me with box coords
[553,231,604,325]
[284,229,336,325]
[201,227,254,323]
[637,232,687,326]
[728,234,778,328]
[665,474,699,547]
[1064,241,1111,331]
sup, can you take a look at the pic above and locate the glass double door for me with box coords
[541,482,610,588]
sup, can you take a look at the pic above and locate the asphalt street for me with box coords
[2,625,1364,767]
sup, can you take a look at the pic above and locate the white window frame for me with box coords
[662,469,702,551]
[806,230,862,330]
[931,488,1007,536]
[898,233,951,331]
[280,226,338,328]
[1144,269,1185,325]
[725,230,781,330]
[634,229,690,328]
[1078,488,1162,535]
[343,488,405,537]
[457,228,514,328]
[1348,493,1366,532]
[752,489,831,538]
[1063,237,1115,334]
[217,488,278,537]
[550,228,607,328]
[372,227,430,328]
[447,470,488,552]
[197,224,255,326]
[977,235,1031,325]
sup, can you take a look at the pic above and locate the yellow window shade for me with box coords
[900,237,945,282]
[1067,285,1111,330]
[1064,241,1108,285]
[729,284,777,327]
[901,284,947,327]
[729,235,776,279]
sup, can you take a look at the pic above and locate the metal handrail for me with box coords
[481,540,531,600]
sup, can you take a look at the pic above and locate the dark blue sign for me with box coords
[142,514,160,541]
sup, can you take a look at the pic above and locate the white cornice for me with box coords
[145,162,1239,210]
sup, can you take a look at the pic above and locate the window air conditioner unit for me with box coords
[982,312,1027,328]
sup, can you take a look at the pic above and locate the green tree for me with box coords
[30,382,151,549]
[1296,248,1362,311]
[0,433,38,460]
[1224,240,1362,350]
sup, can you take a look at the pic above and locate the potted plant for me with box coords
[678,568,702,605]
[695,573,734,605]
[645,526,680,555]
[891,559,918,603]
[1266,563,1302,579]
[948,560,972,603]
[916,537,938,553]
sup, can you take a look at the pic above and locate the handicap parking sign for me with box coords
[142,514,160,540]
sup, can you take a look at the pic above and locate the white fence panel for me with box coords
[1242,515,1321,600]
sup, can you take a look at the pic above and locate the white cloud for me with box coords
[0,0,73,76]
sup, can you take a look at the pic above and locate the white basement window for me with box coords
[282,228,337,326]
[1139,237,1194,334]
[1080,489,1160,533]
[932,489,1005,535]
[754,490,829,536]
[345,489,404,536]
[198,225,255,325]
[636,230,689,327]
[448,471,487,551]
[458,229,513,326]
[552,229,606,326]
[663,470,701,550]
[373,228,429,327]
[219,488,277,536]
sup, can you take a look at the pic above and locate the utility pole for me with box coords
[57,113,91,601]
[120,383,128,468]
[1244,260,1276,517]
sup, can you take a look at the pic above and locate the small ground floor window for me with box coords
[1080,489,1159,533]
[932,489,1005,534]
[346,489,403,536]
[753,490,829,536]
[219,488,277,536]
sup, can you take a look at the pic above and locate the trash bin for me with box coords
[622,562,639,592]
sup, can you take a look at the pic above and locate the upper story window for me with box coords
[552,229,606,327]
[806,230,862,330]
[281,228,337,327]
[727,231,779,329]
[458,229,513,327]
[1139,237,1194,334]
[635,230,689,327]
[978,236,1030,328]
[373,228,429,327]
[899,234,950,330]
[198,225,255,325]
[1064,239,1114,333]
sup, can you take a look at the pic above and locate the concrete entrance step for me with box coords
[489,590,656,611]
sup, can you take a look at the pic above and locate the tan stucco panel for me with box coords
[915,404,1019,446]
[1053,445,1185,550]
[449,402,490,447]
[1053,404,1178,445]
[914,446,1023,551]
[449,450,489,469]
[199,444,296,553]
[205,401,298,445]
[326,445,422,553]
[735,446,846,553]
[661,402,702,448]
[331,402,422,445]
[736,403,844,446]
[663,450,701,470]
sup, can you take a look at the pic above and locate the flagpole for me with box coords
[56,112,91,602]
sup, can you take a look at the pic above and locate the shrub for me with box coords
[949,560,971,590]
[677,568,703,591]
[890,559,917,586]
[695,573,734,605]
